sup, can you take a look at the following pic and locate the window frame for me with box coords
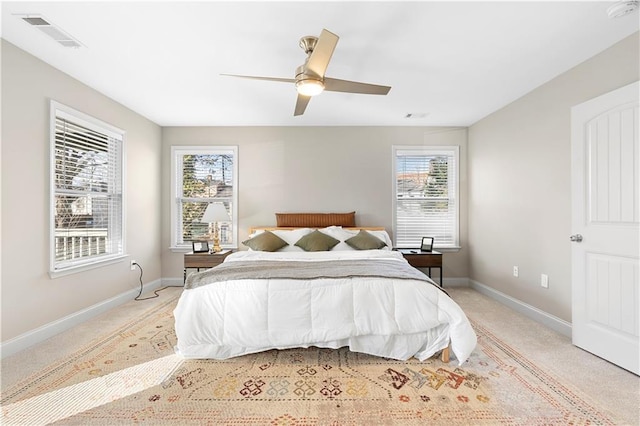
[170,146,239,251]
[392,145,460,250]
[49,101,127,277]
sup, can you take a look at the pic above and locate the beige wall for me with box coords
[1,41,163,342]
[5,29,635,348]
[161,126,469,281]
[468,32,639,322]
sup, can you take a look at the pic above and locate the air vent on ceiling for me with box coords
[405,113,429,119]
[17,14,83,48]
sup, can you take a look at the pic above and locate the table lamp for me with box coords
[200,203,229,253]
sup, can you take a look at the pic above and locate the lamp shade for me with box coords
[201,203,229,223]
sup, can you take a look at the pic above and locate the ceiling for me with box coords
[1,1,638,127]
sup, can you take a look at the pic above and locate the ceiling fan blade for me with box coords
[324,77,391,95]
[221,74,295,84]
[294,94,311,116]
[306,29,339,78]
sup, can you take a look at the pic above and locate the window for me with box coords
[50,101,125,275]
[393,146,459,249]
[171,146,238,249]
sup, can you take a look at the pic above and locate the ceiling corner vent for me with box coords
[16,14,83,48]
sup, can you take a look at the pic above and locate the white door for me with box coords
[571,81,639,375]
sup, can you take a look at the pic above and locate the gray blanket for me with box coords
[185,259,437,290]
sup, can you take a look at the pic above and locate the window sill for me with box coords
[49,254,129,279]
[395,246,461,253]
[170,246,238,253]
[170,246,192,253]
[435,246,461,253]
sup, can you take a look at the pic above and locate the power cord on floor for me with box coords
[133,262,184,301]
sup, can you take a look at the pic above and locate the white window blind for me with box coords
[51,102,124,274]
[171,146,238,248]
[393,146,459,249]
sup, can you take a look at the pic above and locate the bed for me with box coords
[174,220,477,366]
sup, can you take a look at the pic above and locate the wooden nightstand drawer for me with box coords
[396,249,443,287]
[401,253,441,267]
[184,252,230,268]
[183,250,234,282]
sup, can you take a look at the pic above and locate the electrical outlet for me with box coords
[513,266,519,277]
[130,260,137,271]
[541,274,549,288]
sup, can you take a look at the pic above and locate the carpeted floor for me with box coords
[1,287,638,425]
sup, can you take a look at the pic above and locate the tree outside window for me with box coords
[171,147,238,249]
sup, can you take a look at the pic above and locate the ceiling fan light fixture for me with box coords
[296,79,325,96]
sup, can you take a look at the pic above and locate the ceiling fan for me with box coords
[222,29,391,116]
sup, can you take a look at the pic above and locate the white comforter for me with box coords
[174,250,477,365]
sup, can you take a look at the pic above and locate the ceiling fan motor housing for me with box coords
[295,63,324,88]
[295,63,321,81]
[296,36,324,91]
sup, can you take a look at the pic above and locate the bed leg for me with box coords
[441,346,450,363]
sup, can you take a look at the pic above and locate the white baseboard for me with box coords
[443,277,469,287]
[469,279,572,337]
[163,277,185,288]
[0,278,163,359]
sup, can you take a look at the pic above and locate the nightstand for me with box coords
[396,249,443,287]
[183,250,233,283]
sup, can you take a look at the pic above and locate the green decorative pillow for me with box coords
[345,230,387,250]
[294,230,340,252]
[242,231,288,252]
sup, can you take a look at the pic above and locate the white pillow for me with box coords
[321,227,391,251]
[367,230,393,249]
[271,228,314,252]
[322,227,356,250]
[245,228,313,251]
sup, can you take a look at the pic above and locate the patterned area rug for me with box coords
[1,293,618,425]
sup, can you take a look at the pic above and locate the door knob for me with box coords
[570,234,583,243]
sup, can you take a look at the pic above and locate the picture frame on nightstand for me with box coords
[420,237,434,252]
[192,241,210,253]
